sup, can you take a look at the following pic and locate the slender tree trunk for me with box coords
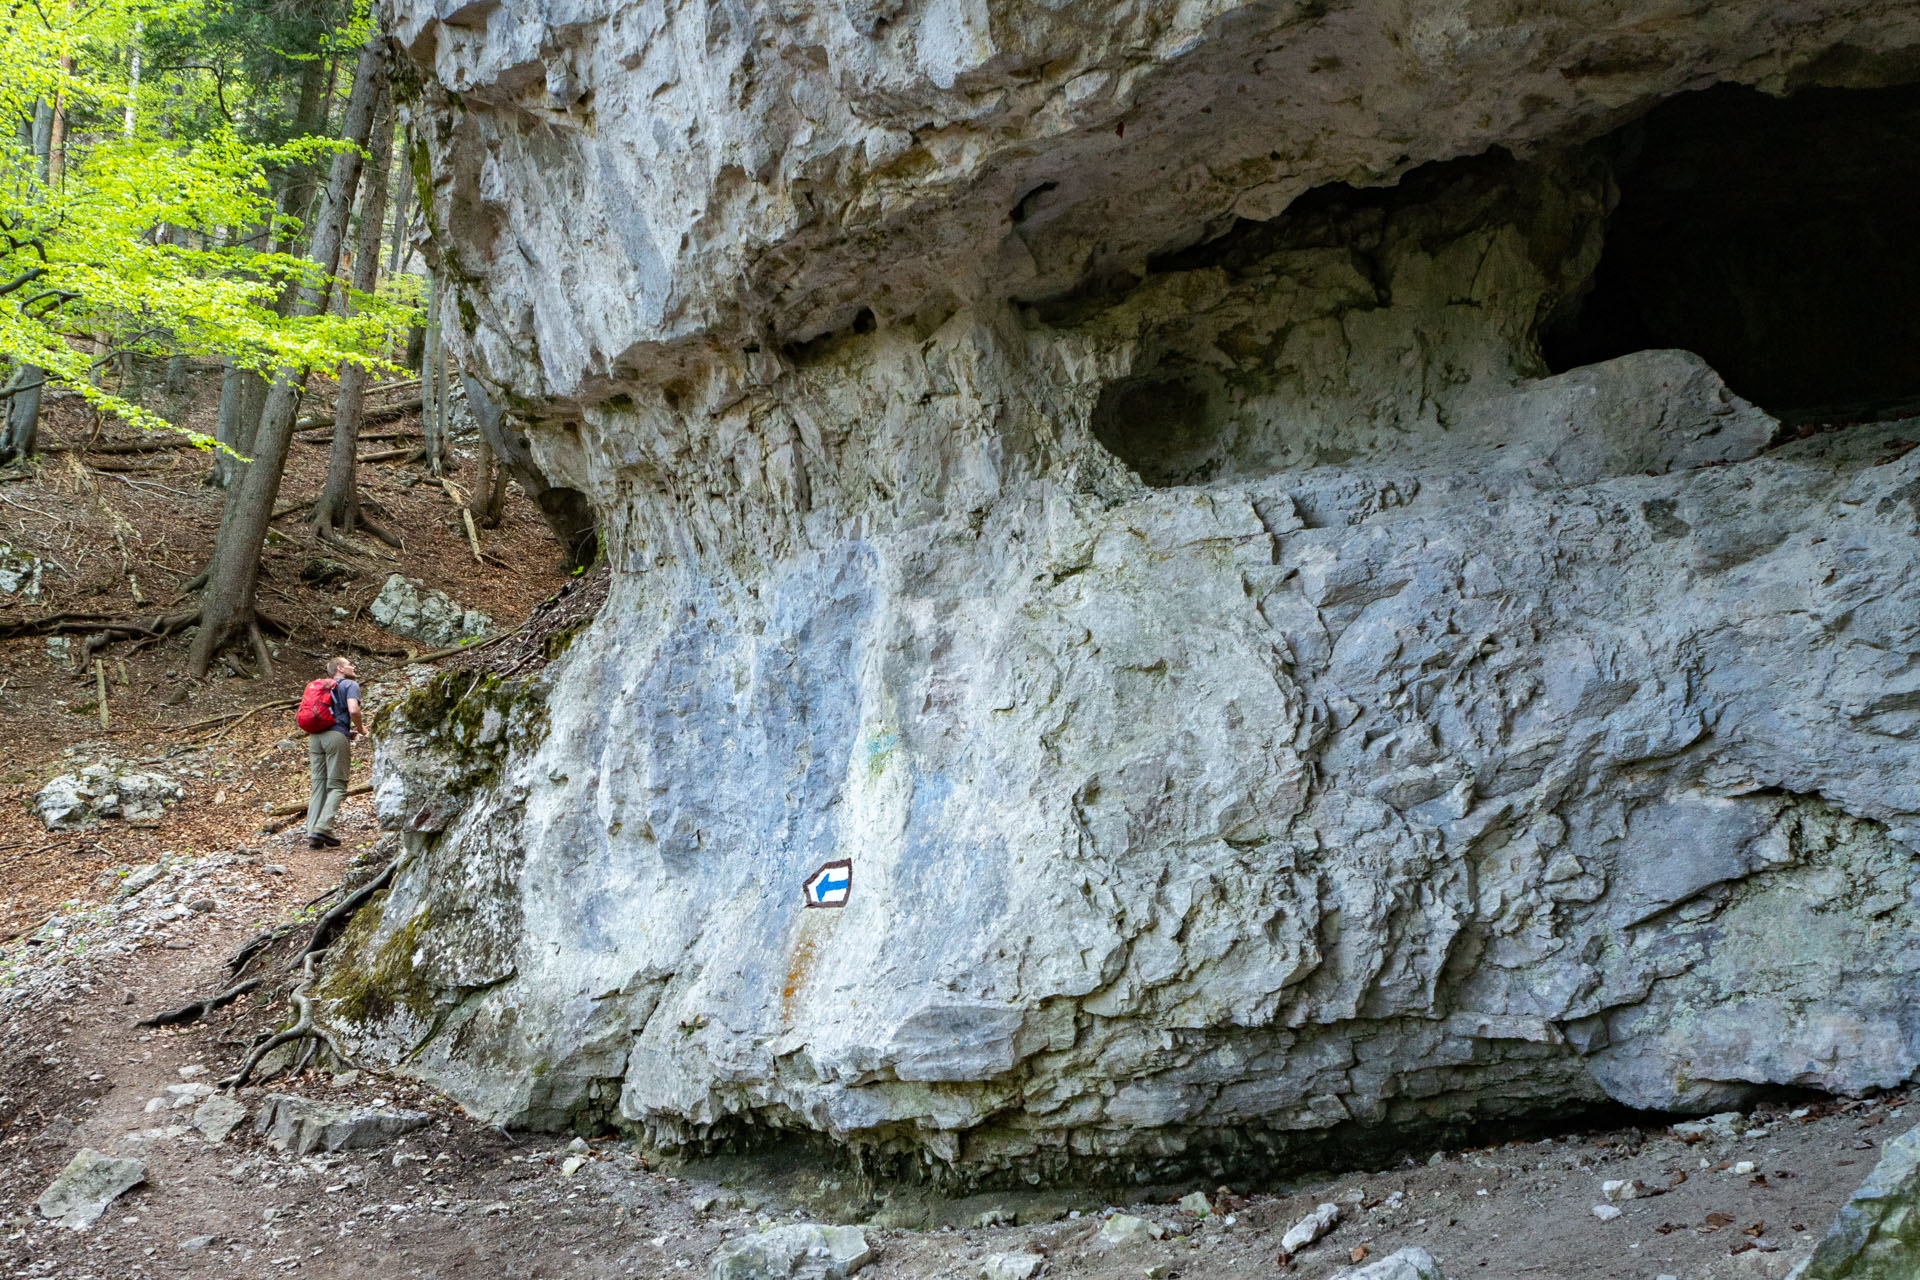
[468,434,508,527]
[315,85,395,541]
[462,374,598,569]
[5,99,56,461]
[386,132,412,278]
[123,23,142,137]
[420,274,446,473]
[188,37,385,678]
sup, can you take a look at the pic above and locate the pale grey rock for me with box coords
[979,1253,1043,1280]
[1097,1214,1160,1246]
[1281,1203,1342,1254]
[117,862,166,898]
[1331,1248,1450,1280]
[707,1224,875,1280]
[253,1094,429,1155]
[369,575,494,648]
[1788,1122,1920,1280]
[1177,1192,1212,1217]
[36,1149,145,1229]
[35,767,184,830]
[1590,1205,1622,1223]
[0,543,44,598]
[340,0,1920,1188]
[192,1095,248,1144]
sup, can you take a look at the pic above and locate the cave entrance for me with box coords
[1545,81,1920,424]
[1090,368,1224,488]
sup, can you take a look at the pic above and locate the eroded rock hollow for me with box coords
[334,0,1920,1183]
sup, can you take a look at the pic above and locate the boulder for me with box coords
[979,1254,1043,1280]
[1332,1248,1451,1280]
[1789,1122,1920,1280]
[36,1150,145,1229]
[369,575,493,648]
[253,1094,429,1155]
[35,766,183,830]
[707,1224,874,1280]
[192,1095,248,1144]
[0,543,44,598]
[1281,1203,1342,1255]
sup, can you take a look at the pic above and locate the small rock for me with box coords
[1733,1161,1756,1175]
[974,1206,1012,1228]
[262,864,288,876]
[568,1136,590,1153]
[980,1253,1043,1280]
[187,898,216,913]
[192,1096,247,1144]
[119,863,166,898]
[1591,1204,1622,1222]
[331,1070,361,1089]
[1144,1267,1169,1280]
[1178,1191,1212,1217]
[1329,1247,1450,1279]
[707,1223,874,1280]
[561,1155,586,1177]
[253,1094,429,1155]
[1601,1179,1642,1202]
[177,1065,207,1079]
[35,1150,145,1229]
[180,1235,216,1251]
[143,1098,166,1114]
[1099,1213,1163,1245]
[1281,1203,1342,1255]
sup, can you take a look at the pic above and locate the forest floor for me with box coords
[0,366,1901,1280]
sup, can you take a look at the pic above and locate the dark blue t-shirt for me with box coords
[331,678,361,736]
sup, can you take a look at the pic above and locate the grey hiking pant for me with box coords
[306,730,350,837]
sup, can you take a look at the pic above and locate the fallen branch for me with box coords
[265,782,372,818]
[176,696,297,735]
[297,428,420,446]
[136,976,262,1028]
[294,397,421,433]
[43,435,196,455]
[357,446,419,464]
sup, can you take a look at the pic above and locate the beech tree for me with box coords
[188,33,387,677]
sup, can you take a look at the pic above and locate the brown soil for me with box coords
[0,367,1900,1280]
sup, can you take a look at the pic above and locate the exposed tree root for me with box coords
[0,607,196,641]
[221,952,349,1089]
[137,976,263,1028]
[298,859,398,960]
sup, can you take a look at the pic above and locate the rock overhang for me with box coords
[349,0,1920,1185]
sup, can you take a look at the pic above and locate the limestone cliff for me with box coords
[333,0,1920,1183]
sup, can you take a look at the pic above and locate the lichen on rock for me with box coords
[337,0,1920,1184]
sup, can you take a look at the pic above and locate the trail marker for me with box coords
[802,859,853,909]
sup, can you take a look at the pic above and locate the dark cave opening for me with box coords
[1545,81,1920,424]
[1090,369,1222,488]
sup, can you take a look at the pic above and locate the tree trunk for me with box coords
[5,99,56,460]
[315,85,395,540]
[0,368,44,464]
[468,434,508,527]
[386,131,412,278]
[188,36,385,678]
[462,374,599,570]
[123,23,142,138]
[420,273,445,473]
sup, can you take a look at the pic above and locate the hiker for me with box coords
[297,656,363,849]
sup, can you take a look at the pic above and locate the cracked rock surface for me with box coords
[347,0,1920,1182]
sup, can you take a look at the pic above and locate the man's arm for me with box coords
[347,697,365,738]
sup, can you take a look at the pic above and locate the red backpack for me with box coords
[296,677,338,734]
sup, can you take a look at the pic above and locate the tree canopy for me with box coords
[0,0,410,436]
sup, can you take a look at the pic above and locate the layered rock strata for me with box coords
[337,0,1920,1181]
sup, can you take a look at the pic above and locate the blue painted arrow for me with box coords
[814,872,850,898]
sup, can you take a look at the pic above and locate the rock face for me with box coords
[369,574,494,648]
[344,0,1920,1184]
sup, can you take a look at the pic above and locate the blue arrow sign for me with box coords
[803,859,853,909]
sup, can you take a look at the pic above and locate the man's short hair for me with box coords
[329,656,352,676]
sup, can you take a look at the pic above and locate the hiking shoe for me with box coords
[315,833,342,848]
[307,835,325,849]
